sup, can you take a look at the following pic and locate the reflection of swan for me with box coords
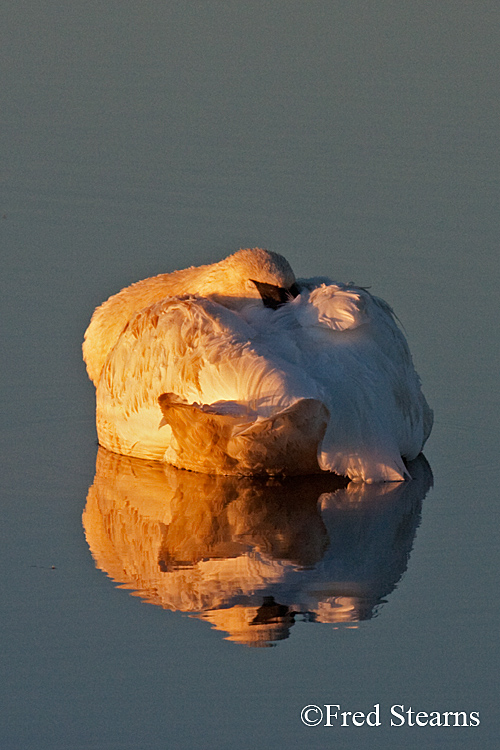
[83,448,433,647]
[83,248,432,482]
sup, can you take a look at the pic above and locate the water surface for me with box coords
[1,2,498,748]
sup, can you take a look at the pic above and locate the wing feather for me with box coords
[96,295,321,462]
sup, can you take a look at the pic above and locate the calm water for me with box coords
[1,2,499,748]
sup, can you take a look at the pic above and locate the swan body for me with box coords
[83,248,432,482]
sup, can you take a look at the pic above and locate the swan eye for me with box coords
[250,280,299,309]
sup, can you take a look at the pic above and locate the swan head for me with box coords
[206,248,300,310]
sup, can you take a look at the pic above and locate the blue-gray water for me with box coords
[1,2,498,748]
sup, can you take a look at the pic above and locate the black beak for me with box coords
[251,280,300,310]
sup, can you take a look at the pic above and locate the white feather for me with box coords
[84,249,432,482]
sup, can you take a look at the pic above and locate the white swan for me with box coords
[83,248,432,482]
